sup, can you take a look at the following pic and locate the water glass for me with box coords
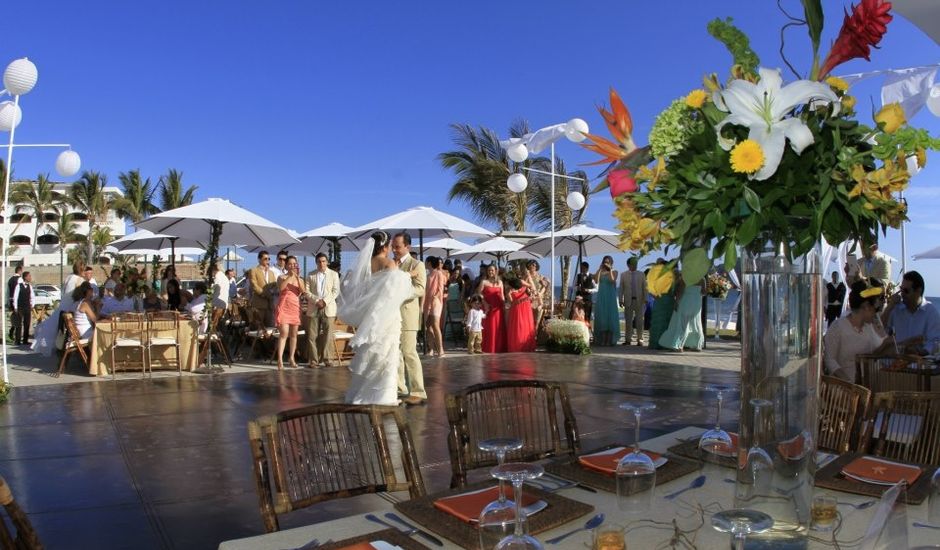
[711,509,773,550]
[478,438,524,549]
[811,495,838,531]
[492,462,545,550]
[592,523,626,550]
[616,402,657,514]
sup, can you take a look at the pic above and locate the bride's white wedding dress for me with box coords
[339,243,412,406]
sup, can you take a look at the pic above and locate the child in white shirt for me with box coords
[465,295,486,354]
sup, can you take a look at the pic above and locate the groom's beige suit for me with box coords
[397,253,427,399]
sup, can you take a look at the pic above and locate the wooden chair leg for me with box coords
[56,348,71,377]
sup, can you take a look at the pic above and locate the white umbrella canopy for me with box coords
[137,198,298,248]
[286,222,362,254]
[350,206,495,254]
[913,245,940,260]
[422,237,469,258]
[893,0,940,45]
[107,245,206,257]
[222,249,244,262]
[108,229,206,253]
[451,236,540,263]
[520,224,621,257]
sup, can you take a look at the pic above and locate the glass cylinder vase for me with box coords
[735,241,823,547]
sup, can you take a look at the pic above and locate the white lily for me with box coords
[714,67,839,181]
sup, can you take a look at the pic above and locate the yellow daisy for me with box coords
[685,89,708,109]
[730,140,765,174]
[825,76,849,93]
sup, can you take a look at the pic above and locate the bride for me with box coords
[339,231,413,405]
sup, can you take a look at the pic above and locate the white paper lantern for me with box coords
[3,58,38,96]
[0,101,22,132]
[565,118,589,142]
[566,191,586,210]
[507,173,528,193]
[927,84,940,117]
[506,142,529,163]
[55,150,81,177]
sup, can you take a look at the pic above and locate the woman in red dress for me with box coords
[505,276,536,352]
[274,256,307,369]
[476,264,505,353]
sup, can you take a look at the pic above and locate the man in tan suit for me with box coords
[248,250,277,328]
[860,241,891,286]
[392,232,427,406]
[619,257,648,345]
[305,252,340,367]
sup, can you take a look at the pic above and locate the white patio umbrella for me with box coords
[451,236,540,266]
[107,245,206,257]
[351,206,494,258]
[108,229,206,264]
[422,238,468,259]
[913,245,940,260]
[287,222,362,254]
[521,224,622,300]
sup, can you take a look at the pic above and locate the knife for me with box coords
[383,512,445,547]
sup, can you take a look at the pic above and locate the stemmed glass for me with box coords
[492,462,545,550]
[616,402,657,513]
[699,384,734,456]
[478,438,524,549]
[711,509,773,550]
[745,399,774,497]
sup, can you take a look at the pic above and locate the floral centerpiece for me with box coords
[544,319,591,355]
[705,271,733,299]
[583,0,939,286]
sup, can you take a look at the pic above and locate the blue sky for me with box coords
[4,1,939,286]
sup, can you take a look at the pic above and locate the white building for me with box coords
[2,181,126,266]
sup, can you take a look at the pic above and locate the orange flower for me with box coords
[581,87,638,165]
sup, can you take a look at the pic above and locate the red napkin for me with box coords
[777,433,810,460]
[578,447,662,475]
[842,456,922,485]
[334,544,376,550]
[433,486,539,524]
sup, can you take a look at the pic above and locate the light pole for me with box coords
[1,57,82,383]
[501,119,588,315]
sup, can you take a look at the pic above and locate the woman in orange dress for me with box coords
[274,256,307,369]
[423,256,447,357]
[505,276,536,352]
[476,264,505,353]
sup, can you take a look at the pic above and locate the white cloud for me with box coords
[916,223,940,231]
[904,187,940,198]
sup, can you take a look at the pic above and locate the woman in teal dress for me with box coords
[658,273,705,351]
[648,263,677,350]
[593,255,621,346]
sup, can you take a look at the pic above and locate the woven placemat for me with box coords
[394,481,594,549]
[317,528,428,549]
[667,440,737,469]
[814,452,933,505]
[543,443,701,494]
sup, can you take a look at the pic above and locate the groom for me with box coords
[392,232,427,406]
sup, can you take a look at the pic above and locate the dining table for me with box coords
[218,426,939,549]
[89,316,200,376]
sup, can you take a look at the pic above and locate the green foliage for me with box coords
[546,336,591,355]
[707,18,760,77]
[649,99,703,159]
[0,381,11,404]
[801,0,825,58]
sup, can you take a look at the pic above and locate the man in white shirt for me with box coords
[304,253,340,367]
[211,262,229,310]
[619,257,648,346]
[12,271,34,345]
[100,283,137,317]
[186,282,209,334]
[103,268,122,297]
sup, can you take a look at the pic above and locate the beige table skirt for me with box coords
[90,319,200,376]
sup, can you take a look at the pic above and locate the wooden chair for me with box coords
[248,404,426,533]
[0,474,42,550]
[855,354,927,393]
[445,379,581,488]
[859,391,940,466]
[242,310,275,360]
[146,311,181,375]
[55,312,90,377]
[333,319,355,364]
[199,307,233,367]
[818,375,871,454]
[110,314,147,378]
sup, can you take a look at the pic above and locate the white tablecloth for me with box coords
[219,427,936,549]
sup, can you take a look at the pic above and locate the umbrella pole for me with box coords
[170,237,177,269]
[572,240,584,302]
[419,229,424,261]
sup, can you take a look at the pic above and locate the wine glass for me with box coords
[699,384,734,456]
[478,438,524,549]
[492,462,545,550]
[616,402,657,514]
[744,399,774,498]
[711,509,773,550]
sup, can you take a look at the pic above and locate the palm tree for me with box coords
[70,170,117,262]
[158,169,198,211]
[90,225,113,262]
[49,209,79,287]
[116,169,158,225]
[11,174,66,252]
[439,121,533,232]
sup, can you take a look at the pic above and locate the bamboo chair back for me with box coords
[0,474,42,549]
[862,391,940,465]
[146,311,181,374]
[445,379,580,488]
[818,375,871,453]
[855,354,926,393]
[248,404,426,533]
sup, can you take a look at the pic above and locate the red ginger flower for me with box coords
[819,0,893,79]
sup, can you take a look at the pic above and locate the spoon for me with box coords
[913,522,940,530]
[544,513,604,544]
[839,500,877,510]
[664,475,706,500]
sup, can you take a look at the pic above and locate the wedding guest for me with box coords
[6,265,22,340]
[446,267,463,311]
[882,270,940,354]
[103,268,121,297]
[477,264,505,353]
[274,256,306,369]
[465,295,486,354]
[72,282,97,340]
[619,257,647,346]
[506,276,536,352]
[859,241,891,286]
[225,269,238,300]
[824,280,892,381]
[659,271,706,352]
[392,232,427,406]
[210,262,229,309]
[575,261,596,321]
[165,279,184,312]
[248,250,277,328]
[461,273,474,307]
[100,283,137,317]
[826,271,847,326]
[270,250,288,319]
[648,259,676,350]
[83,266,99,296]
[593,255,620,346]
[160,266,179,299]
[572,296,590,329]
[526,260,549,329]
[185,282,209,334]
[11,271,34,345]
[304,253,339,368]
[423,256,447,358]
[141,287,165,312]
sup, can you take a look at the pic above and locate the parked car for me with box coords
[32,288,55,307]
[35,284,61,302]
